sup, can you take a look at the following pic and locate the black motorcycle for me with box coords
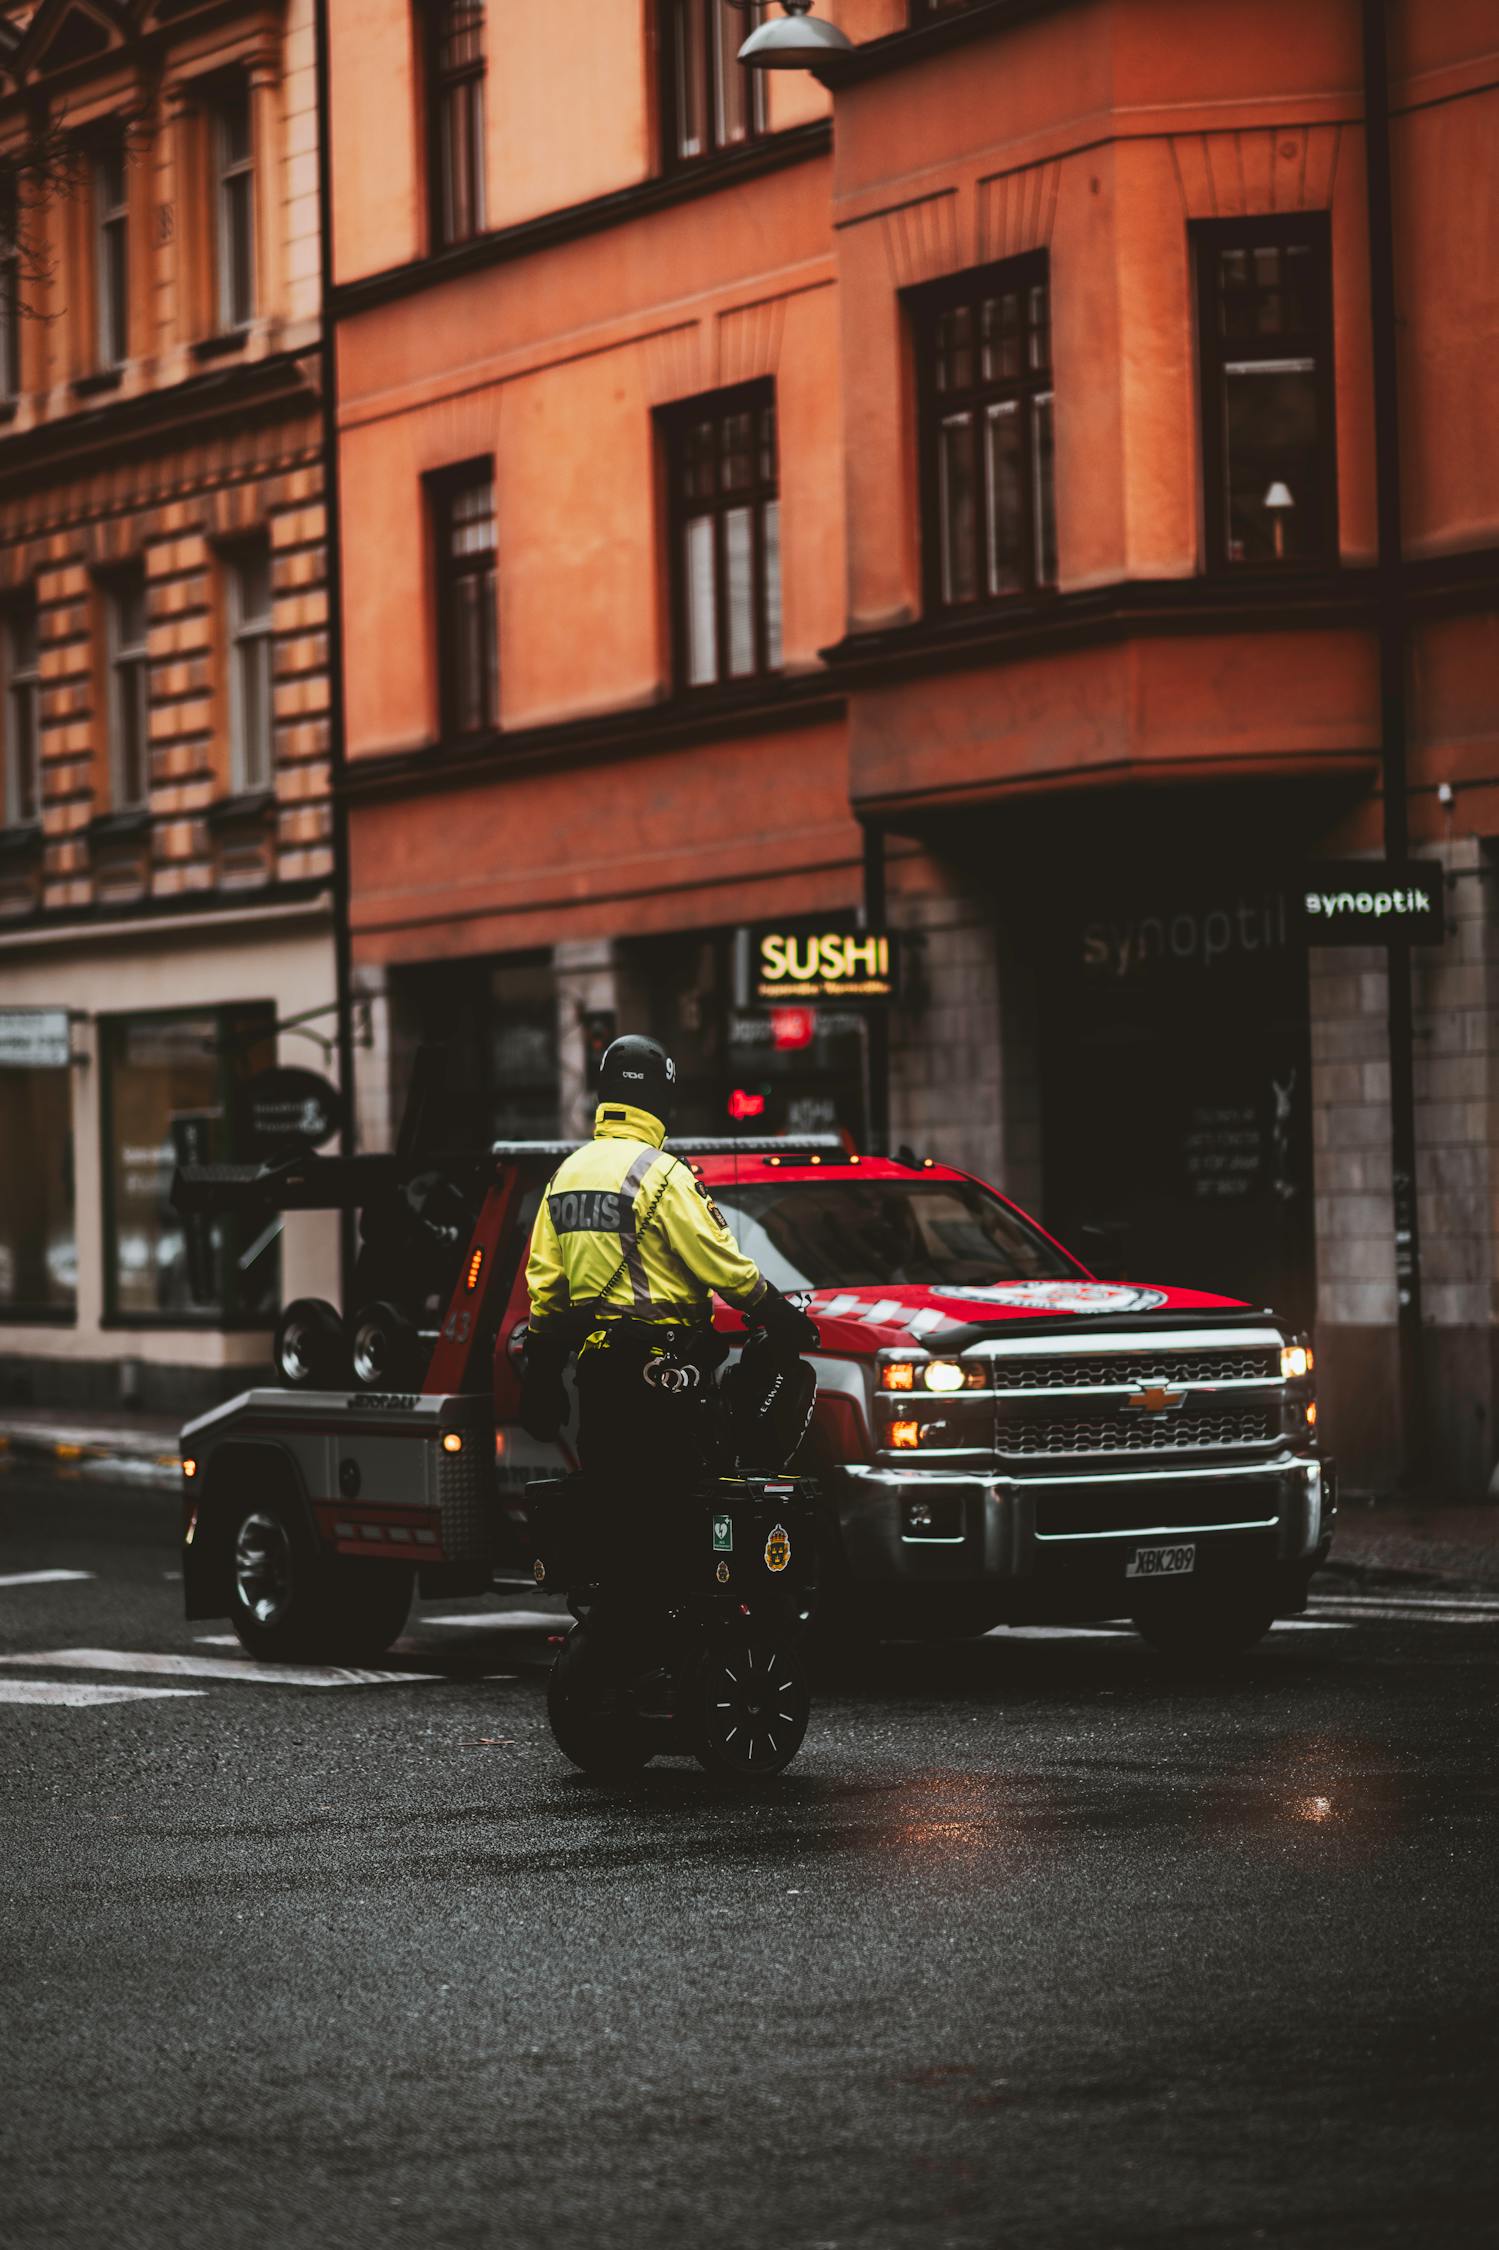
[528,1327,820,1780]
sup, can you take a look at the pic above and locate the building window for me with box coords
[664,384,782,691]
[215,80,256,332]
[661,1,766,167]
[1195,216,1335,568]
[427,0,487,248]
[431,464,498,738]
[0,172,20,401]
[0,1013,75,1321]
[915,255,1056,611]
[226,544,273,793]
[3,598,39,827]
[94,134,129,370]
[106,567,150,809]
[102,1006,280,1324]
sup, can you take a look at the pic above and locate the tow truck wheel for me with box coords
[546,1621,654,1777]
[692,1625,810,1780]
[274,1298,348,1390]
[1131,1584,1278,1660]
[226,1494,413,1662]
[351,1300,420,1391]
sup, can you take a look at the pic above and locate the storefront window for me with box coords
[0,1015,75,1318]
[103,1006,280,1323]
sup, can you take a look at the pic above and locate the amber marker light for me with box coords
[1281,1343,1312,1380]
[181,1457,198,1479]
[881,1363,916,1391]
[441,1431,464,1454]
[465,1247,484,1291]
[890,1420,921,1449]
[1306,1402,1319,1427]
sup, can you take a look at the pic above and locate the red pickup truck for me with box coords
[176,1131,1332,1665]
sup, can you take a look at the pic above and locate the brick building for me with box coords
[0,0,338,1411]
[326,0,1497,1495]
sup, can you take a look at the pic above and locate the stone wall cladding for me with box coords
[1310,836,1499,1492]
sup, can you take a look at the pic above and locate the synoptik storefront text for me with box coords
[1031,870,1317,1327]
[387,919,889,1150]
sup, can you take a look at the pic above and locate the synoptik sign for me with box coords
[1295,863,1444,947]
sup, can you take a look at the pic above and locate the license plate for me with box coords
[1125,1542,1196,1580]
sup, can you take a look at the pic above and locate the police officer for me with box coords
[521,1034,817,1481]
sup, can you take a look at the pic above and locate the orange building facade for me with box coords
[327,0,1499,1495]
[0,0,340,1410]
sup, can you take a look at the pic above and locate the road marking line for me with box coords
[0,1569,96,1588]
[0,1679,205,1706]
[1313,1594,1499,1614]
[1310,1600,1498,1624]
[425,1610,563,1629]
[0,1647,444,1689]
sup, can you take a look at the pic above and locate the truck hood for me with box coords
[724,1279,1256,1356]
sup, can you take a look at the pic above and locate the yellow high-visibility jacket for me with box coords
[525,1101,769,1339]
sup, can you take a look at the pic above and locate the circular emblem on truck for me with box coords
[930,1282,1170,1315]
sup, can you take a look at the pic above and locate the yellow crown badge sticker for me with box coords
[764,1523,791,1573]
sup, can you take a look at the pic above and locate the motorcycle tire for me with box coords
[546,1621,654,1777]
[692,1622,810,1780]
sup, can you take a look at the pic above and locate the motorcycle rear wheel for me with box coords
[692,1624,810,1780]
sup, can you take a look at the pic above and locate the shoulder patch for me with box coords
[694,1180,729,1230]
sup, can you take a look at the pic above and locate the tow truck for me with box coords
[174,1057,1333,1664]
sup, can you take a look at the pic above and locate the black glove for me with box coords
[755,1283,820,1352]
[520,1329,569,1441]
[520,1377,568,1442]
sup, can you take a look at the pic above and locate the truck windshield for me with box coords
[711,1180,1080,1291]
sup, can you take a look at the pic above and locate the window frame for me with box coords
[425,0,488,250]
[213,77,256,334]
[93,130,129,371]
[100,1001,281,1329]
[428,459,499,742]
[3,596,40,828]
[225,541,274,795]
[659,0,768,172]
[660,378,783,696]
[1192,212,1337,574]
[105,565,151,811]
[911,251,1057,618]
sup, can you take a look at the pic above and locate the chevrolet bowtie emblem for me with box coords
[1126,1385,1189,1413]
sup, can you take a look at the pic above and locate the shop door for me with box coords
[1038,887,1315,1327]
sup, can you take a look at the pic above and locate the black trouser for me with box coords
[575,1340,716,1499]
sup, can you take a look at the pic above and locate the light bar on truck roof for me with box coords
[490,1135,849,1162]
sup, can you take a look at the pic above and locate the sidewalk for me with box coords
[4,1402,1499,1583]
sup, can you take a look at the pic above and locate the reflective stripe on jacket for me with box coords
[525,1101,768,1337]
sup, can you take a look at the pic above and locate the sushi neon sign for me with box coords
[755,930,895,1002]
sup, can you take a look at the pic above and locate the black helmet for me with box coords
[598,1034,676,1126]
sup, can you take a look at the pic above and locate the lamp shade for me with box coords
[1263,481,1296,511]
[738,3,856,71]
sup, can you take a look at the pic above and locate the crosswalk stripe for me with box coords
[0,1569,95,1589]
[1310,1600,1498,1624]
[0,1647,446,1689]
[0,1680,205,1706]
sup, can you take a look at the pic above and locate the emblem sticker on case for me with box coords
[764,1524,791,1573]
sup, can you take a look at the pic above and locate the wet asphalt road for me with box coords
[1,1465,1496,2250]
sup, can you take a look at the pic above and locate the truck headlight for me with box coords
[1281,1341,1313,1380]
[923,1361,966,1393]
